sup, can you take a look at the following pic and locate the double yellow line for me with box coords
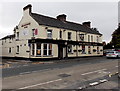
[109,72,118,77]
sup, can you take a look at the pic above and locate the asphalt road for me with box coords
[2,57,119,90]
[2,57,118,77]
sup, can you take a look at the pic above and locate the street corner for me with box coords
[108,72,119,77]
[1,63,11,69]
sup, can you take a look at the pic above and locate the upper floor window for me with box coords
[88,35,90,42]
[68,32,71,40]
[9,47,12,53]
[47,30,52,39]
[16,32,19,39]
[79,34,84,41]
[91,35,93,42]
[96,36,99,42]
[2,41,3,45]
[59,31,62,39]
[16,46,19,53]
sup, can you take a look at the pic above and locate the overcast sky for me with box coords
[0,0,118,43]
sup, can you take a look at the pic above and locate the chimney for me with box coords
[56,14,67,22]
[82,21,91,28]
[23,4,32,15]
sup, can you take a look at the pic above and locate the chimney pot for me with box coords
[23,4,32,13]
[56,14,67,22]
[82,21,91,28]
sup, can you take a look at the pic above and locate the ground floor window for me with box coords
[88,46,91,54]
[43,43,52,56]
[31,43,52,56]
[82,45,85,54]
[9,47,12,53]
[68,45,72,53]
[43,44,47,55]
[31,44,35,56]
[97,46,100,54]
[48,44,52,55]
[36,43,41,56]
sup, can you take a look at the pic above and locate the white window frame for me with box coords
[47,30,52,39]
[68,32,72,40]
[16,45,19,53]
[43,43,52,56]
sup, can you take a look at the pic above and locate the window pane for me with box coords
[17,46,19,52]
[36,50,41,55]
[49,50,51,55]
[49,44,52,50]
[68,45,72,53]
[44,50,47,55]
[60,31,62,38]
[47,30,52,38]
[44,44,47,49]
[37,43,41,49]
[68,32,71,40]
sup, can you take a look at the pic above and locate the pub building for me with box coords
[0,4,103,60]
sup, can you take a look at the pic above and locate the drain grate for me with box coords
[58,73,71,78]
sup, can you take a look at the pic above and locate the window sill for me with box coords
[43,55,53,57]
[68,52,74,54]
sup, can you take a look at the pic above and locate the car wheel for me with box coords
[117,55,119,58]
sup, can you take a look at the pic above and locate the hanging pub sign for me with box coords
[34,29,38,35]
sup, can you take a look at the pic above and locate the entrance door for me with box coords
[58,45,63,59]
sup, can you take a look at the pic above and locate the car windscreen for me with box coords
[107,51,114,54]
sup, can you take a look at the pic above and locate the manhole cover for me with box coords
[58,73,71,78]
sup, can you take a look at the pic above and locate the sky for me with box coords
[0,0,119,43]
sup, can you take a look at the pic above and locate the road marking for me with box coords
[32,71,38,73]
[89,82,99,86]
[78,87,83,89]
[19,72,31,75]
[23,65,29,66]
[99,79,107,83]
[18,79,62,89]
[115,66,118,67]
[81,69,107,75]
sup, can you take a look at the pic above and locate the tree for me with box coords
[111,25,120,48]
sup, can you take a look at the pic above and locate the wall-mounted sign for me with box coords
[22,29,29,35]
[21,23,31,28]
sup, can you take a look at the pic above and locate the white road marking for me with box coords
[32,71,38,73]
[78,87,83,89]
[19,72,31,75]
[89,82,99,86]
[99,79,107,83]
[23,65,28,66]
[18,79,62,89]
[81,69,107,75]
[115,66,118,67]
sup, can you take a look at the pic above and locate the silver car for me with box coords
[106,51,120,58]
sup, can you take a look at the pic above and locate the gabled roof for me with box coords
[30,13,102,35]
[1,34,15,40]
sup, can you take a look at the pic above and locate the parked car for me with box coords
[106,51,120,58]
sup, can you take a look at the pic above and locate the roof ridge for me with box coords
[31,13,102,35]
